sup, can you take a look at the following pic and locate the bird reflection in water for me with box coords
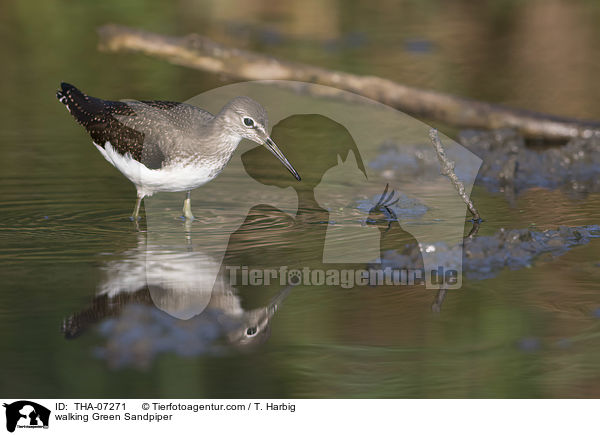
[62,233,293,367]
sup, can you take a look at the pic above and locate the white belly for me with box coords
[95,142,223,197]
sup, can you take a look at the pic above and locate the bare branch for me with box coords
[431,287,447,313]
[429,129,481,222]
[97,24,600,141]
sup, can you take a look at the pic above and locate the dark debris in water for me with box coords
[377,224,600,280]
[459,129,600,195]
[369,129,600,195]
[94,305,235,369]
[356,192,428,222]
[463,225,600,279]
[368,139,479,183]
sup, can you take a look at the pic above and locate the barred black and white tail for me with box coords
[56,82,107,127]
[56,83,72,112]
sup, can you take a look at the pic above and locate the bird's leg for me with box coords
[183,190,195,221]
[130,195,143,221]
[184,219,193,250]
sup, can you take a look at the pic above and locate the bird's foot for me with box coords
[182,198,195,221]
[129,216,142,232]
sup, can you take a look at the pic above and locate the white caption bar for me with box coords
[1,399,598,434]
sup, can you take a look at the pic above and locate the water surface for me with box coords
[1,0,600,398]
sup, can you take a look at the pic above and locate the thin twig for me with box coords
[431,287,447,313]
[97,24,600,141]
[429,129,481,222]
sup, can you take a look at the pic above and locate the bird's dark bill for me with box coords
[264,137,301,181]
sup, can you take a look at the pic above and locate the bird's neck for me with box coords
[202,117,242,157]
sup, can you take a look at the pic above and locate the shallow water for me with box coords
[1,0,600,398]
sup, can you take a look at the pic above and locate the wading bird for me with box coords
[57,83,300,221]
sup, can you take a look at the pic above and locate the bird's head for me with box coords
[219,97,301,181]
[225,284,292,348]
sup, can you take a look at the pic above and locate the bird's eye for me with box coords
[243,117,254,127]
[246,326,258,336]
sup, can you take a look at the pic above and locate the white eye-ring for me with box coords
[243,117,255,127]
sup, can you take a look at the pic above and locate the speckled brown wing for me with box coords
[57,82,168,169]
